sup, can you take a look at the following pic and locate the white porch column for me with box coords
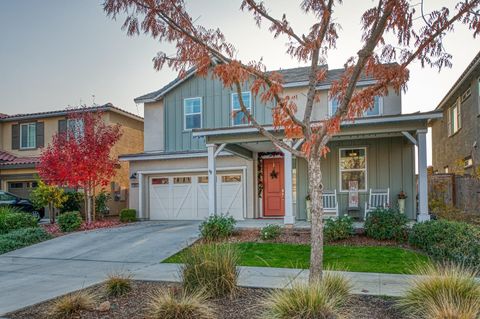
[417,129,430,222]
[138,172,144,219]
[282,141,295,225]
[207,144,217,216]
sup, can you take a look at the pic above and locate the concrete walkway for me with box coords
[0,221,200,316]
[135,263,415,297]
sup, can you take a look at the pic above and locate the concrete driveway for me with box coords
[0,221,199,315]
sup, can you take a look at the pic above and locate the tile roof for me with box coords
[0,113,8,118]
[134,64,391,103]
[0,151,40,167]
[0,103,143,122]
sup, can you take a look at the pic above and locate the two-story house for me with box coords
[0,103,144,215]
[121,65,442,224]
[431,51,480,174]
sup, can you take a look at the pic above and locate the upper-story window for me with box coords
[67,118,84,140]
[184,97,202,130]
[447,98,461,136]
[329,96,382,117]
[20,123,36,149]
[232,92,252,126]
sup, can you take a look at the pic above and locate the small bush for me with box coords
[398,263,480,319]
[60,191,84,213]
[120,209,137,223]
[324,216,355,242]
[364,208,408,241]
[409,220,480,269]
[0,227,53,254]
[262,272,352,319]
[261,224,282,240]
[105,271,132,297]
[148,288,215,319]
[48,291,96,319]
[199,214,236,241]
[0,206,37,234]
[180,243,239,298]
[57,211,82,232]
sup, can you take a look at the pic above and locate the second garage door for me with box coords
[149,173,244,220]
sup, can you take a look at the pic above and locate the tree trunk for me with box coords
[92,187,96,222]
[308,154,325,283]
[49,202,55,224]
[86,188,92,224]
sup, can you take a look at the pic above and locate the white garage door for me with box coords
[149,173,244,220]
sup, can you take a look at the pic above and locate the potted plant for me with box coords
[397,191,407,214]
[305,194,311,222]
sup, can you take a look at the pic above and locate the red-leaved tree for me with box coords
[104,0,480,282]
[38,108,123,223]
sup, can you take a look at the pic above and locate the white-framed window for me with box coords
[328,96,382,117]
[447,98,461,136]
[20,123,36,149]
[339,147,367,192]
[67,118,84,140]
[231,91,252,126]
[183,97,202,130]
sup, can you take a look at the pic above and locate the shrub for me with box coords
[47,291,97,318]
[148,288,215,319]
[324,216,354,242]
[409,220,480,269]
[0,227,53,254]
[105,271,132,297]
[120,209,137,223]
[364,208,408,241]
[95,190,111,218]
[262,272,352,319]
[398,263,480,319]
[57,211,82,232]
[261,224,282,240]
[0,207,37,234]
[60,191,84,213]
[180,243,239,298]
[199,214,236,241]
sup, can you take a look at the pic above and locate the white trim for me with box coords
[120,151,232,161]
[183,97,203,131]
[329,96,383,117]
[417,130,430,221]
[214,143,226,157]
[282,141,295,225]
[137,166,247,175]
[338,147,368,193]
[19,122,36,150]
[231,91,252,126]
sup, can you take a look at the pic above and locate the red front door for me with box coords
[262,158,285,217]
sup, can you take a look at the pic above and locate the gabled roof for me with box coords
[0,150,40,168]
[0,103,144,122]
[134,64,392,104]
[436,50,480,110]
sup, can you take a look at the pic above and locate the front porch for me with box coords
[193,112,441,225]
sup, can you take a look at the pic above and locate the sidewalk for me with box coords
[134,263,415,297]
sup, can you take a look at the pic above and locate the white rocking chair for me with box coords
[322,190,339,219]
[364,188,390,219]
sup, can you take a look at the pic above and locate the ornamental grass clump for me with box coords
[105,271,132,297]
[47,291,97,319]
[180,243,239,298]
[398,263,480,319]
[148,288,215,319]
[262,272,352,319]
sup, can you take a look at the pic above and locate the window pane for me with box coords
[174,177,191,184]
[185,114,201,129]
[28,124,36,147]
[341,171,365,191]
[152,178,169,185]
[222,175,241,183]
[185,98,201,114]
[198,176,208,183]
[340,149,366,169]
[330,99,339,116]
[365,96,380,116]
[232,92,251,110]
[21,125,28,148]
[233,111,248,125]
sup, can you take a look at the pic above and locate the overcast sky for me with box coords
[1,0,479,163]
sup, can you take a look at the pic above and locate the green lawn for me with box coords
[164,242,430,274]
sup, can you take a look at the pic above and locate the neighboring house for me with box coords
[431,51,480,174]
[121,65,441,224]
[0,103,144,215]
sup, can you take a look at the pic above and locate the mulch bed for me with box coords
[7,281,408,319]
[227,229,410,248]
[41,220,126,237]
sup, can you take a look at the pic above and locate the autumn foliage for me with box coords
[38,108,122,223]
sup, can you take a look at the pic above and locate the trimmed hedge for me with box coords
[0,207,37,234]
[409,220,480,270]
[58,211,82,232]
[0,227,53,254]
[364,208,409,241]
[120,209,137,223]
[324,216,355,242]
